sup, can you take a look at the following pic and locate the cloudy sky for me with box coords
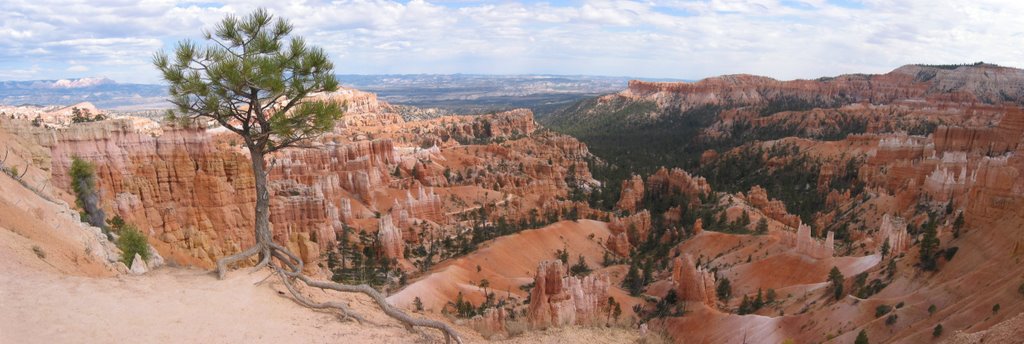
[1,0,1021,83]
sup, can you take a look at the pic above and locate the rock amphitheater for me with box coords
[3,63,1024,344]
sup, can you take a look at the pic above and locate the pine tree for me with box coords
[642,259,653,285]
[155,8,343,278]
[756,217,769,234]
[716,277,732,301]
[570,255,592,276]
[738,294,751,314]
[624,262,643,296]
[828,266,845,300]
[919,222,940,271]
[754,288,764,309]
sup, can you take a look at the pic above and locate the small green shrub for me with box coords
[875,304,892,317]
[933,324,943,337]
[943,247,959,261]
[117,225,150,266]
[855,329,869,344]
[554,247,569,264]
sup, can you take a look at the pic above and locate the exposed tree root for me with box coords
[273,266,370,325]
[252,247,272,271]
[218,242,464,344]
[253,270,276,286]
[215,244,262,280]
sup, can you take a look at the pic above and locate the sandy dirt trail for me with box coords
[0,263,421,343]
[0,257,640,344]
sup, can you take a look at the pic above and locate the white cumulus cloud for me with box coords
[66,64,89,73]
[0,0,1021,83]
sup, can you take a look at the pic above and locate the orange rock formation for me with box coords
[527,260,611,329]
[744,185,800,228]
[670,255,718,307]
[615,175,645,212]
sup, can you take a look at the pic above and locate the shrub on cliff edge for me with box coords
[117,224,149,266]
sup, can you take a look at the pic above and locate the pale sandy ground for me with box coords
[0,260,641,344]
[0,263,416,343]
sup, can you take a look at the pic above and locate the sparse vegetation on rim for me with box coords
[116,225,150,266]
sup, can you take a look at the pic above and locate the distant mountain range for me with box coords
[338,74,688,115]
[0,78,169,110]
[0,74,689,115]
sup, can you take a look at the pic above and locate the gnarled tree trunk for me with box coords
[216,149,274,278]
[252,151,273,266]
